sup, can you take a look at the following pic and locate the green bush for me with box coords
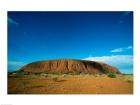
[15,71,29,77]
[70,71,82,75]
[107,73,116,78]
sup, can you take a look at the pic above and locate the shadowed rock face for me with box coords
[19,59,121,74]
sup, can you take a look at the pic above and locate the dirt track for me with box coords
[8,75,133,94]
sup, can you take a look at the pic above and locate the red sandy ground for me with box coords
[8,75,133,94]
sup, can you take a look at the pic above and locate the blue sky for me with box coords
[8,11,133,73]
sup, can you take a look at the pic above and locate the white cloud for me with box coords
[110,46,132,53]
[83,55,133,73]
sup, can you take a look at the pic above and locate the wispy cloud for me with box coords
[110,48,123,53]
[126,46,132,49]
[8,61,25,66]
[119,11,132,24]
[83,55,133,73]
[8,61,26,71]
[8,17,19,26]
[123,11,131,16]
[110,46,132,53]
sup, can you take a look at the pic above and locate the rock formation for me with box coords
[19,59,120,74]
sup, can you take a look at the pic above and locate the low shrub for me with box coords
[107,73,116,78]
[39,73,48,77]
[127,80,133,83]
[69,71,82,75]
[15,71,28,77]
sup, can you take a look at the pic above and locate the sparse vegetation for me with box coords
[8,68,133,94]
[8,74,133,94]
[52,77,58,82]
[50,74,60,82]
